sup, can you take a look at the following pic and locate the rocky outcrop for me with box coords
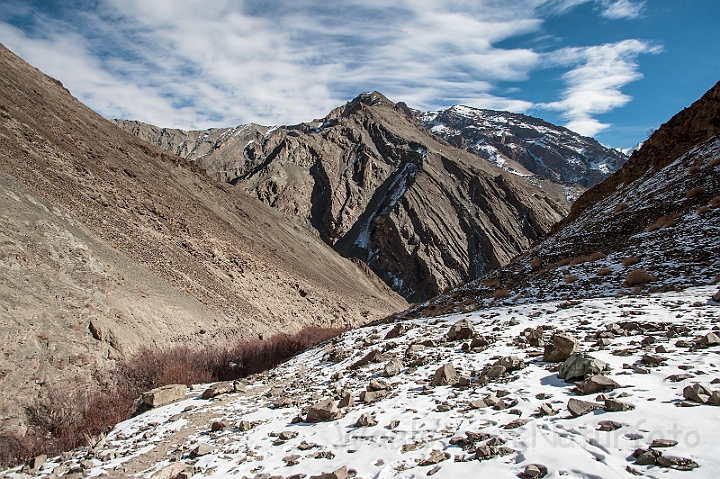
[117,93,569,302]
[418,105,627,189]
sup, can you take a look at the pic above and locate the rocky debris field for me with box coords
[5,285,720,479]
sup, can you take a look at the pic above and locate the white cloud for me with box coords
[538,40,660,136]
[0,0,653,136]
[599,0,645,19]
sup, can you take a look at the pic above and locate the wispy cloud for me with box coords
[538,40,660,136]
[599,0,645,19]
[0,0,653,137]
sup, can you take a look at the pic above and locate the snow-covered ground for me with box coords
[6,286,720,479]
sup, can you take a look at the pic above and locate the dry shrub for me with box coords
[646,213,681,232]
[697,205,711,215]
[441,285,453,294]
[530,257,542,271]
[483,278,502,289]
[564,274,579,283]
[688,165,700,174]
[493,289,510,299]
[613,203,629,213]
[624,268,656,287]
[685,187,706,199]
[596,267,612,276]
[0,326,345,468]
[621,256,641,267]
[557,258,571,267]
[710,196,720,208]
[588,252,606,261]
[709,158,720,167]
[569,256,589,266]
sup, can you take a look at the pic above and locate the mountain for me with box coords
[116,93,570,303]
[402,80,720,317]
[417,105,628,189]
[0,45,406,431]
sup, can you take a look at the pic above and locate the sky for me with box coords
[0,1,718,149]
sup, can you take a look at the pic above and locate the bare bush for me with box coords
[569,256,589,266]
[588,252,606,261]
[621,256,641,267]
[688,165,700,174]
[711,196,720,208]
[613,203,629,213]
[646,213,681,232]
[557,258,571,267]
[685,187,706,199]
[493,289,510,299]
[624,269,656,287]
[564,274,579,283]
[596,267,612,276]
[697,205,710,215]
[709,158,720,167]
[530,257,542,271]
[483,279,501,289]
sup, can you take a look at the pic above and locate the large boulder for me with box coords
[201,382,234,399]
[574,375,620,395]
[544,332,579,362]
[142,384,187,408]
[446,318,476,341]
[306,398,342,422]
[558,353,610,381]
[567,398,602,417]
[683,383,712,404]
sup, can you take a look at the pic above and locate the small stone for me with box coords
[665,373,693,382]
[384,324,407,340]
[368,379,390,391]
[239,420,254,431]
[503,418,531,429]
[597,420,622,431]
[651,439,678,448]
[603,398,635,412]
[641,353,666,367]
[355,413,377,428]
[338,392,355,408]
[656,455,700,470]
[418,449,450,466]
[427,465,441,476]
[522,464,548,478]
[446,318,476,341]
[387,419,400,429]
[310,466,349,479]
[634,450,658,465]
[279,431,298,440]
[383,358,403,377]
[469,399,488,409]
[573,375,620,395]
[201,381,234,399]
[143,384,187,407]
[359,389,388,403]
[283,454,301,466]
[191,443,214,457]
[544,332,579,362]
[655,345,668,353]
[567,398,602,417]
[537,403,556,417]
[211,420,227,431]
[28,455,47,470]
[494,356,526,372]
[485,364,507,379]
[306,398,342,422]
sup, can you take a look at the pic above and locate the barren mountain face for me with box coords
[117,93,570,302]
[417,105,628,189]
[0,45,406,431]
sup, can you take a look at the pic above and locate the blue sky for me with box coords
[0,0,717,148]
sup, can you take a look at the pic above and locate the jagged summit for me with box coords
[417,104,628,188]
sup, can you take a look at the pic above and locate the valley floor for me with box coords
[5,286,720,479]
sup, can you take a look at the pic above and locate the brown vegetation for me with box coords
[709,158,720,167]
[685,187,706,199]
[588,252,606,261]
[493,289,510,299]
[596,267,612,276]
[613,203,629,213]
[530,257,542,271]
[697,205,711,215]
[621,256,641,267]
[0,326,345,468]
[710,196,720,208]
[646,213,681,232]
[624,269,656,287]
[563,274,579,283]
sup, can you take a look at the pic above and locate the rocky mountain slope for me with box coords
[402,82,720,318]
[417,105,628,189]
[0,45,406,432]
[116,94,570,303]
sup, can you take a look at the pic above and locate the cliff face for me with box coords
[0,45,406,430]
[117,93,570,302]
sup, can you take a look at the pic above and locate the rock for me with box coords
[310,466,349,479]
[597,420,622,431]
[634,450,659,465]
[283,454,301,466]
[665,373,693,382]
[359,389,388,403]
[493,355,525,372]
[232,380,247,393]
[558,353,610,381]
[279,431,298,440]
[700,332,720,347]
[455,376,471,387]
[709,391,720,406]
[469,399,488,409]
[384,324,407,339]
[651,439,678,448]
[191,443,214,457]
[368,379,390,391]
[474,445,496,461]
[306,398,342,422]
[567,398,602,417]
[656,455,700,470]
[527,328,545,347]
[238,420,254,431]
[355,413,377,427]
[418,449,450,466]
[350,349,392,369]
[603,398,635,412]
[713,289,720,302]
[150,462,193,479]
[338,392,355,408]
[383,358,403,377]
[522,464,548,478]
[683,383,712,403]
[27,454,47,470]
[641,353,666,367]
[430,364,458,387]
[574,375,620,395]
[543,332,579,362]
[211,420,227,431]
[201,382,234,399]
[446,318,476,341]
[142,384,187,408]
[537,403,556,417]
[274,397,297,408]
[503,418,531,429]
[485,364,507,379]
[470,336,490,348]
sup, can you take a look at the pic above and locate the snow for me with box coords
[7,286,720,479]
